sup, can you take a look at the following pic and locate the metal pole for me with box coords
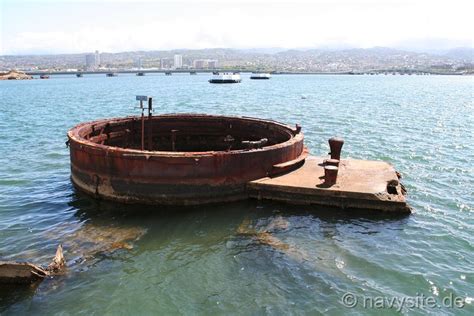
[148,98,153,151]
[140,100,144,150]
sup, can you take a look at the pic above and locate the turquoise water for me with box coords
[0,74,473,315]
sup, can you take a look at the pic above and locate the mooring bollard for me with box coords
[295,124,302,134]
[328,137,344,160]
[324,165,338,185]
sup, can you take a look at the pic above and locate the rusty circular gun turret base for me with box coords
[68,114,306,205]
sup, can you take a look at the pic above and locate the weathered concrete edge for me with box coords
[246,183,411,213]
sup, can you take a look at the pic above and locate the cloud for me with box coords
[2,0,473,54]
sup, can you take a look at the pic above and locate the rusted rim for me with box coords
[67,113,304,158]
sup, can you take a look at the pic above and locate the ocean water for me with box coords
[0,73,473,315]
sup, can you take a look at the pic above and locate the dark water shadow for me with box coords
[0,283,40,313]
[70,188,410,223]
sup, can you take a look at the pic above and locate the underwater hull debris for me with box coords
[0,262,48,284]
[68,114,305,205]
[1,224,146,285]
[0,245,64,285]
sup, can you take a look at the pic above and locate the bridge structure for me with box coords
[26,69,248,76]
[24,69,453,76]
[25,69,357,76]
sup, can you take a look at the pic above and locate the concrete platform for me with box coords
[248,156,411,213]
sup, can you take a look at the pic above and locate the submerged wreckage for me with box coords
[0,245,65,284]
[0,225,146,285]
[66,96,411,213]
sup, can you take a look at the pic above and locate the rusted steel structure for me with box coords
[68,111,410,213]
[68,114,306,205]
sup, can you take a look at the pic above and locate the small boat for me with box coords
[106,73,117,77]
[190,71,197,75]
[212,71,219,75]
[136,72,145,76]
[209,72,241,84]
[39,74,50,79]
[165,71,172,76]
[76,73,83,78]
[250,73,271,80]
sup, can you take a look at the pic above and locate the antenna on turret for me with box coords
[136,95,153,151]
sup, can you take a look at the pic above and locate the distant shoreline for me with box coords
[22,69,472,76]
[3,47,472,77]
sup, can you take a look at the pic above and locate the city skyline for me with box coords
[2,46,472,75]
[1,0,473,55]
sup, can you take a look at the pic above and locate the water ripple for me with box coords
[1,74,473,315]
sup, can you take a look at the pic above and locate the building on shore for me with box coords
[160,58,173,70]
[207,59,218,69]
[95,50,100,67]
[135,57,142,69]
[85,54,96,70]
[193,59,205,69]
[85,50,100,70]
[174,54,183,69]
[193,59,218,69]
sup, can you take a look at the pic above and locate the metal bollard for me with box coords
[324,165,338,185]
[295,124,302,134]
[328,137,344,160]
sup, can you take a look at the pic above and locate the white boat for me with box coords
[250,73,271,80]
[209,72,241,84]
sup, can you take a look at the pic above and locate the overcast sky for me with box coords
[1,0,473,55]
